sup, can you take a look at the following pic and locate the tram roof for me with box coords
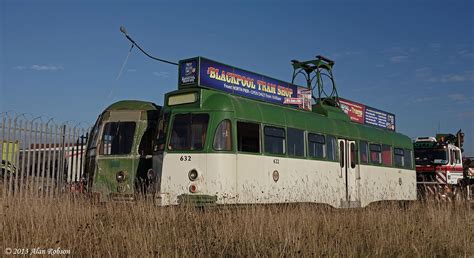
[165,89,413,149]
[105,100,160,111]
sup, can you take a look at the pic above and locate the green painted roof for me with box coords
[165,89,413,149]
[105,100,160,111]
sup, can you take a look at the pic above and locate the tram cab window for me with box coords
[369,144,382,164]
[394,148,404,167]
[404,149,413,169]
[100,122,136,155]
[287,128,304,157]
[264,126,286,155]
[382,144,392,166]
[360,141,368,164]
[213,119,232,151]
[326,135,337,161]
[237,122,260,153]
[169,114,209,151]
[308,133,325,158]
[87,115,102,156]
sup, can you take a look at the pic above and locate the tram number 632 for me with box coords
[180,156,192,162]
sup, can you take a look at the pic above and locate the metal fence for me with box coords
[0,113,89,199]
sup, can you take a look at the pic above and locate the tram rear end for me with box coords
[83,100,161,202]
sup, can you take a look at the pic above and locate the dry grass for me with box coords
[2,196,473,257]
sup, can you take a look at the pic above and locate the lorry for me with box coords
[414,130,472,200]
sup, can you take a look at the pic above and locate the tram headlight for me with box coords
[188,169,198,181]
[116,171,126,183]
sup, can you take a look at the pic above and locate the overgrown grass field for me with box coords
[2,197,473,257]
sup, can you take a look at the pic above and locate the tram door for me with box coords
[338,139,360,207]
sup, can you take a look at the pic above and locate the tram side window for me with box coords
[382,144,392,166]
[237,122,260,153]
[287,128,304,157]
[369,144,382,165]
[169,114,209,151]
[326,135,337,161]
[213,119,232,151]
[100,122,136,155]
[360,141,368,164]
[404,149,413,169]
[264,126,286,155]
[308,133,325,159]
[394,148,404,167]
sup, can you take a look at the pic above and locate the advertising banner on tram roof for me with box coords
[339,97,395,131]
[178,57,312,111]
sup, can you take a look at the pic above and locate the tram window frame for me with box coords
[168,113,210,151]
[359,141,369,164]
[394,148,405,167]
[213,119,232,151]
[369,143,382,165]
[404,149,413,169]
[382,144,392,166]
[308,133,326,159]
[264,126,286,155]
[287,127,305,157]
[237,121,260,153]
[326,135,337,161]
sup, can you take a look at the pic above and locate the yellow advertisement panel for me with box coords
[2,141,19,164]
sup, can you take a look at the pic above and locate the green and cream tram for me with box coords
[84,100,161,201]
[152,57,416,208]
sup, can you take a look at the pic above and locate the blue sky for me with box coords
[1,0,473,154]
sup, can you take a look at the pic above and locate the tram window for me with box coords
[308,133,325,158]
[100,122,136,155]
[382,144,392,166]
[350,142,357,168]
[237,122,260,153]
[404,149,413,169]
[360,141,368,164]
[264,126,286,155]
[369,144,382,164]
[287,128,304,157]
[326,135,337,161]
[394,148,404,167]
[450,150,455,165]
[213,119,232,151]
[169,114,209,151]
[339,141,345,168]
[86,116,102,156]
[138,124,156,156]
[155,112,170,152]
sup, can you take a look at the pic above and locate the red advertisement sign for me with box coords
[339,98,365,124]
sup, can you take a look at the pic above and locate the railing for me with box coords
[0,113,89,199]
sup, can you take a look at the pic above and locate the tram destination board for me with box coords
[339,98,396,131]
[179,57,312,111]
